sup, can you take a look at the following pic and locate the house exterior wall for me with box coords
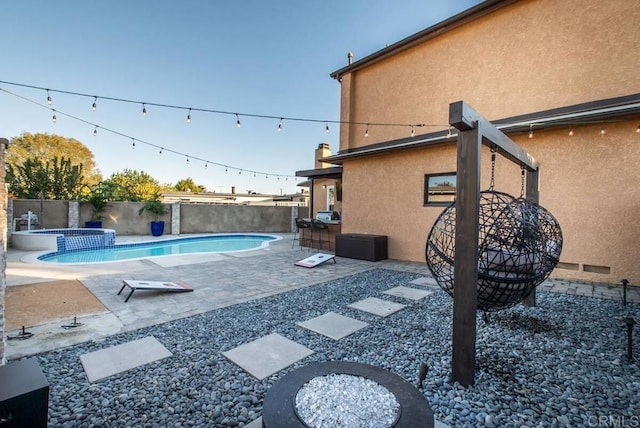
[335,0,640,283]
[339,0,640,149]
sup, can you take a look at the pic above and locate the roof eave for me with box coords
[330,0,516,80]
[322,93,640,164]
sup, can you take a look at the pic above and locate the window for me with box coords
[424,172,456,206]
[326,185,335,210]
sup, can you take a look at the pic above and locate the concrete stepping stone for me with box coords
[80,336,172,382]
[297,312,369,340]
[410,277,440,288]
[222,333,313,380]
[348,297,406,317]
[384,286,432,301]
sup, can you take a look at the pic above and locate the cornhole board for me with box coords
[118,280,193,302]
[294,253,336,268]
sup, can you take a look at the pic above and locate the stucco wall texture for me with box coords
[336,0,640,283]
[340,0,640,150]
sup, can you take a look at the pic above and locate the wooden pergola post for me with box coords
[448,101,540,386]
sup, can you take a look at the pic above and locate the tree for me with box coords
[7,156,85,199]
[103,169,163,201]
[174,177,206,192]
[7,133,101,189]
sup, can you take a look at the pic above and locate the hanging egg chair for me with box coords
[425,154,563,312]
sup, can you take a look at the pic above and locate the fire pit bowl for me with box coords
[262,361,433,428]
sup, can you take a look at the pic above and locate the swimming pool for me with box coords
[37,234,282,264]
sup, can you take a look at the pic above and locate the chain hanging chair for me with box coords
[425,148,563,312]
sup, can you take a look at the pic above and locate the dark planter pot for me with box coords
[85,221,102,228]
[150,221,165,237]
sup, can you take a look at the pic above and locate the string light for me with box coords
[569,128,574,136]
[325,123,330,133]
[93,126,98,136]
[365,124,369,137]
[3,81,444,135]
[528,124,534,138]
[0,83,404,181]
[600,127,606,135]
[187,108,191,123]
[92,96,97,111]
[142,103,147,116]
[205,162,208,168]
[46,89,52,105]
[225,166,228,173]
[411,127,415,137]
[278,118,283,131]
[236,113,241,127]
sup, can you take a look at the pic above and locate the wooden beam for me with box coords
[451,127,481,386]
[523,168,540,307]
[448,101,542,386]
[449,101,539,171]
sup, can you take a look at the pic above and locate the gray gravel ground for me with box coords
[32,268,640,427]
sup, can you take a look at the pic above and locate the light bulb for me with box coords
[236,114,241,127]
[132,138,136,148]
[325,124,330,133]
[239,170,242,175]
[528,124,533,139]
[636,124,640,133]
[205,163,208,168]
[159,148,163,155]
[278,118,283,131]
[47,90,52,105]
[600,127,606,135]
[225,167,228,173]
[52,112,57,123]
[93,126,98,136]
[187,109,191,123]
[569,128,574,136]
[365,125,369,137]
[446,128,452,138]
[411,128,415,137]
[142,103,147,116]
[92,97,97,111]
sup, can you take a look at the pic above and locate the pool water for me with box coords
[38,234,280,264]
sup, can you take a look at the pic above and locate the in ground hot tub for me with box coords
[12,228,116,252]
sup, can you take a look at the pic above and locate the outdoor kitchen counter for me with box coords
[300,220,341,251]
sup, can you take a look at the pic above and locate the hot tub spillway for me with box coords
[12,228,116,252]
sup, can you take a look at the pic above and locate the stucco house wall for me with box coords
[331,0,640,283]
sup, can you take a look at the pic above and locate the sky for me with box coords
[1,0,482,195]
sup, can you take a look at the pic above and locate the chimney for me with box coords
[231,186,236,194]
[315,143,331,169]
